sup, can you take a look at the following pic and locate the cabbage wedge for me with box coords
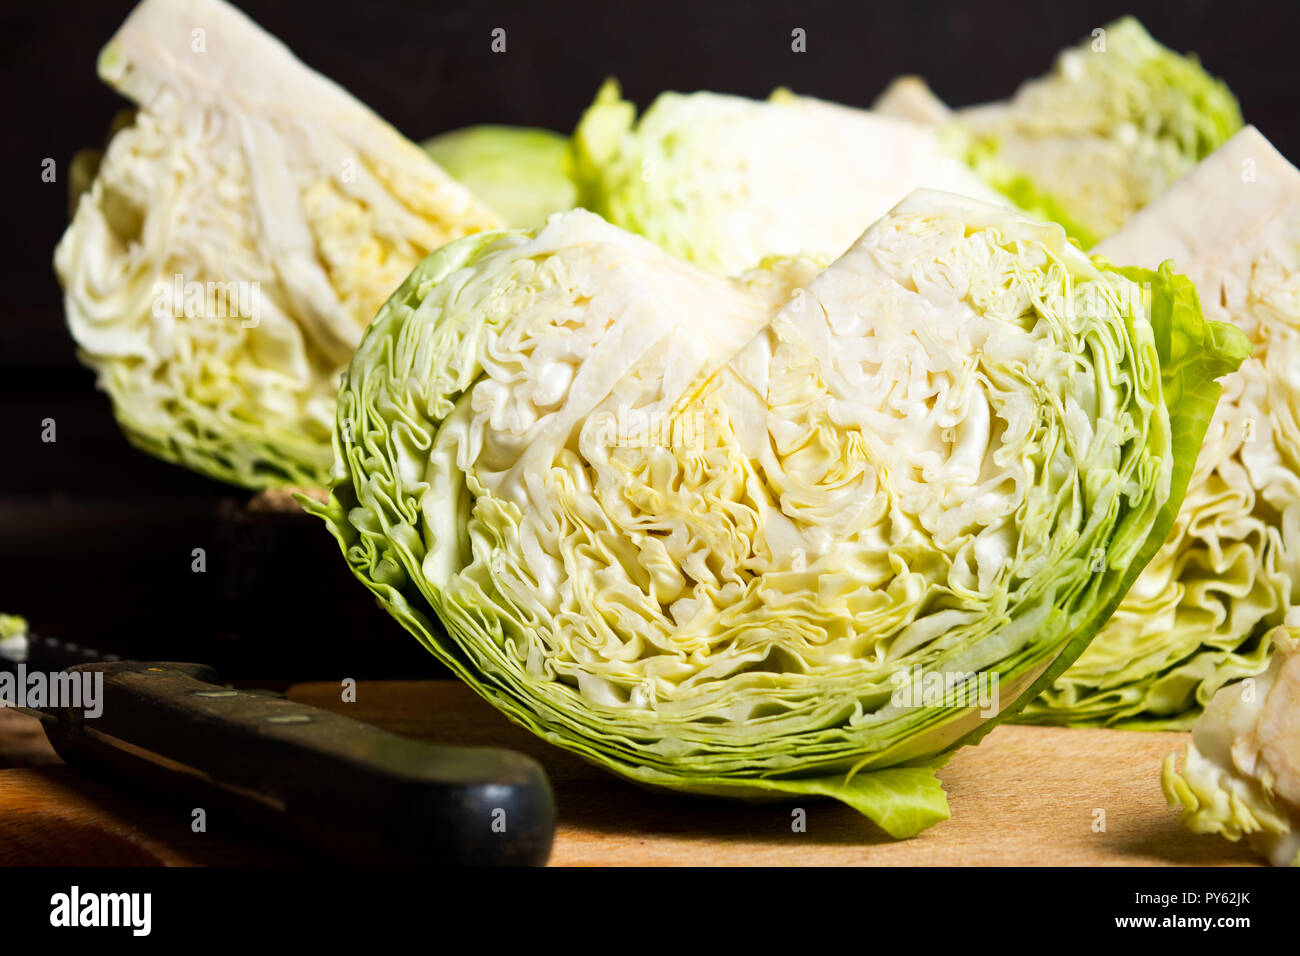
[0,615,27,662]
[1163,623,1300,866]
[570,80,1006,275]
[308,193,1245,835]
[1026,127,1300,727]
[876,18,1242,246]
[54,0,502,489]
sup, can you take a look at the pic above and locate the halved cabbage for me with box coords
[423,126,576,230]
[54,0,502,489]
[1025,127,1300,726]
[878,18,1242,247]
[308,194,1245,835]
[570,80,1006,275]
[1163,623,1300,866]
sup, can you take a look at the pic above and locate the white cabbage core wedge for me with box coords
[1027,127,1300,726]
[311,195,1246,837]
[54,0,503,489]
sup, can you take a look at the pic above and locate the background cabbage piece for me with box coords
[308,194,1245,836]
[54,0,503,489]
[1162,623,1300,866]
[1026,127,1300,727]
[0,615,27,663]
[877,17,1242,247]
[569,80,1007,275]
[423,126,577,230]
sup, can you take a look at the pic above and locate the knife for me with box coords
[0,633,555,866]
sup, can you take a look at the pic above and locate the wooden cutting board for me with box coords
[0,681,1261,866]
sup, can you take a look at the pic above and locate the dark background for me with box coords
[1,0,1295,675]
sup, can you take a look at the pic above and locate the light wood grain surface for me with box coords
[0,681,1262,866]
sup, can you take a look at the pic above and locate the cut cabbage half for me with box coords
[570,80,1007,275]
[1026,126,1300,727]
[879,18,1242,247]
[308,194,1246,835]
[54,0,503,489]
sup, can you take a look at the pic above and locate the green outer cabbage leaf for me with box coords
[423,126,577,230]
[306,196,1244,837]
[53,0,503,489]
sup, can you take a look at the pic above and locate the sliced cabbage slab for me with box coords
[879,18,1242,247]
[1163,623,1300,865]
[423,126,577,230]
[54,0,503,489]
[570,80,1006,275]
[1026,127,1300,727]
[307,194,1245,835]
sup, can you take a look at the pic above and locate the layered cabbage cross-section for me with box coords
[309,195,1245,836]
[423,126,577,230]
[54,0,503,488]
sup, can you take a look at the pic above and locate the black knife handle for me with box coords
[38,662,555,866]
